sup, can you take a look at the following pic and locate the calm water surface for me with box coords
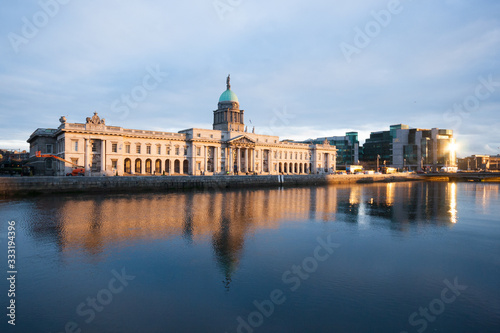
[1,182,499,333]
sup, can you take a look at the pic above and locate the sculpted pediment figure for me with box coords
[86,112,105,125]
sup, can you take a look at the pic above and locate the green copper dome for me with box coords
[219,89,239,103]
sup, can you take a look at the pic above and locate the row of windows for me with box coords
[124,144,187,156]
[67,140,332,161]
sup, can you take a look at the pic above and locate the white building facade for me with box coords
[28,77,337,176]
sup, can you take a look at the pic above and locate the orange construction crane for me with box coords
[35,151,85,176]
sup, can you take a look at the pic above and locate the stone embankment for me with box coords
[0,174,422,197]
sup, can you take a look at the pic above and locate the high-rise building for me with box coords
[362,124,456,172]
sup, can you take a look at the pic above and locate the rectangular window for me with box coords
[136,145,141,154]
[111,160,117,169]
[71,158,78,166]
[146,146,151,154]
[92,142,97,152]
[73,140,78,152]
[184,147,188,155]
[46,144,53,154]
[125,145,131,154]
[112,143,118,153]
[157,146,161,154]
[197,147,201,156]
[167,147,171,155]
[175,147,180,155]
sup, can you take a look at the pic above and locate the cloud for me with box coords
[0,0,499,157]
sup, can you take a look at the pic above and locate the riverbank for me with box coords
[0,174,423,197]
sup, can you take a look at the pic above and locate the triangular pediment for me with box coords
[227,135,256,145]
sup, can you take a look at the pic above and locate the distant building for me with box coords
[458,155,500,171]
[304,132,360,169]
[362,124,456,172]
[27,76,337,176]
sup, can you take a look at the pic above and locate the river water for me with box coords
[0,182,499,333]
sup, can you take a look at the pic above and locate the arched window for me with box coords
[124,158,131,174]
[165,159,171,173]
[145,159,152,174]
[155,159,162,174]
[135,159,142,174]
[174,160,180,173]
[183,160,189,174]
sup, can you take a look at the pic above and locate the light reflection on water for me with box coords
[0,181,499,333]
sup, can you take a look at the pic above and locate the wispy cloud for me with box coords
[1,0,499,157]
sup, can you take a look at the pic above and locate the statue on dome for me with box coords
[226,74,231,90]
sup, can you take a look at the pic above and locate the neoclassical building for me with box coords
[28,76,337,176]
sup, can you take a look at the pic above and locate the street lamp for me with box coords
[377,154,380,172]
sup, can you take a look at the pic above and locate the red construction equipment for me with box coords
[35,151,85,176]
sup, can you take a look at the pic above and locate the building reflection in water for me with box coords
[26,182,471,287]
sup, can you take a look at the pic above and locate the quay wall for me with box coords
[0,174,422,197]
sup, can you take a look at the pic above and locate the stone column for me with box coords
[250,149,255,172]
[101,139,106,175]
[269,149,273,174]
[229,147,233,174]
[244,148,248,173]
[237,147,241,174]
[204,146,207,174]
[214,147,219,174]
[84,139,90,175]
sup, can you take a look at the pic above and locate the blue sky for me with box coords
[1,0,499,157]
